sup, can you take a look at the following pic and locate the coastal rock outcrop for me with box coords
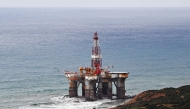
[111,85,190,109]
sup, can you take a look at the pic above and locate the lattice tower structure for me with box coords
[91,32,102,70]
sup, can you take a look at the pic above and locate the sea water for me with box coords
[0,7,190,109]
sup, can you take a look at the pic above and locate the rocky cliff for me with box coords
[111,85,190,109]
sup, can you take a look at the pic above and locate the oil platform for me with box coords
[64,32,129,101]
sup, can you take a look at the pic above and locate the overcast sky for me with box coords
[0,0,190,7]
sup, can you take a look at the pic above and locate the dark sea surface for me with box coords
[0,7,190,109]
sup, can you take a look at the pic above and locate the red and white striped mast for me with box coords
[91,32,102,72]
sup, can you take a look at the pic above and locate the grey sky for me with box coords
[0,0,189,7]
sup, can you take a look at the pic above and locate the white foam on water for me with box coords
[19,96,117,109]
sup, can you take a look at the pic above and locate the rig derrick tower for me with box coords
[91,31,102,75]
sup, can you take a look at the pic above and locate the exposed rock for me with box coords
[111,85,190,109]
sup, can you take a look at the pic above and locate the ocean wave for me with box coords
[19,96,125,109]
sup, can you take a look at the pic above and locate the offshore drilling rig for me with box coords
[64,32,129,101]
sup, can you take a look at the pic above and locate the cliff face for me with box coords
[112,85,190,109]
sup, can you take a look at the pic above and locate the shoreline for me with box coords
[111,85,190,109]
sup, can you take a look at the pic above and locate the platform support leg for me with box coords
[97,82,102,99]
[116,78,125,99]
[69,80,78,97]
[108,81,112,99]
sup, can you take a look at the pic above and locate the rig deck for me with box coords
[64,32,129,101]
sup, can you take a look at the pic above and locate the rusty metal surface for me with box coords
[117,87,126,99]
[69,80,77,87]
[68,77,79,81]
[102,78,110,82]
[119,73,129,78]
[97,88,102,99]
[67,71,129,100]
[108,88,112,99]
[69,87,78,97]
[85,89,96,101]
[117,78,125,87]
